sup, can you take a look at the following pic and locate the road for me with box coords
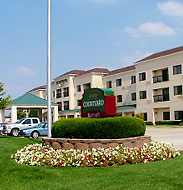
[146,127,183,150]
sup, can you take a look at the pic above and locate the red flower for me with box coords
[131,161,134,164]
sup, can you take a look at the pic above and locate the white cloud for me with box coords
[11,67,35,77]
[124,27,139,38]
[124,22,176,37]
[139,22,176,36]
[158,1,183,17]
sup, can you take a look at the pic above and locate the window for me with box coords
[52,91,55,98]
[83,83,91,90]
[131,92,136,101]
[116,79,122,87]
[58,102,62,111]
[56,89,62,98]
[131,76,136,84]
[139,72,146,81]
[140,91,147,99]
[63,101,69,110]
[117,95,122,102]
[163,112,170,120]
[63,87,69,97]
[77,85,81,92]
[106,81,112,88]
[33,119,38,124]
[174,85,182,95]
[77,100,81,106]
[23,119,31,124]
[173,65,182,75]
[175,111,183,120]
[144,113,147,121]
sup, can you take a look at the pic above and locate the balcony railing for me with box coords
[153,74,169,83]
[154,94,170,102]
[63,92,69,97]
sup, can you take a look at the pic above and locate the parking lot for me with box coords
[146,127,183,150]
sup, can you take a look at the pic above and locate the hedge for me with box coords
[51,117,146,139]
[155,121,182,125]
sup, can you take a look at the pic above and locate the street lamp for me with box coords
[47,0,52,137]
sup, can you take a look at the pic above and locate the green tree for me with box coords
[0,82,11,122]
[17,110,26,120]
[28,110,38,117]
[135,113,144,120]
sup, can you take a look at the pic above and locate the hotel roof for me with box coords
[105,65,135,77]
[56,70,86,79]
[77,68,110,77]
[136,46,183,63]
[29,85,46,92]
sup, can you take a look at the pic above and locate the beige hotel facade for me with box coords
[30,46,183,124]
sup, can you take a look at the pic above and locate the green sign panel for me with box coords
[82,88,105,114]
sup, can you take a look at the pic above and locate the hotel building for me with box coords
[30,46,183,123]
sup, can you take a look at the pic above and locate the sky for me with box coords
[0,0,183,99]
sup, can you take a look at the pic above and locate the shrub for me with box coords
[179,122,183,126]
[51,117,146,139]
[135,113,144,120]
[155,121,181,125]
[145,121,153,125]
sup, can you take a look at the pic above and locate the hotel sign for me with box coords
[81,88,116,118]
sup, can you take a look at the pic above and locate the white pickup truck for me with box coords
[2,117,40,136]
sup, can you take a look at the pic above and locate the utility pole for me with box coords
[47,0,52,137]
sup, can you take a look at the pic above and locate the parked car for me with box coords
[19,122,52,138]
[0,123,7,134]
[2,118,40,136]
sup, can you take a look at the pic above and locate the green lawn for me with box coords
[0,135,183,190]
[146,125,180,127]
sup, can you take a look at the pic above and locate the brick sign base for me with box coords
[42,136,152,150]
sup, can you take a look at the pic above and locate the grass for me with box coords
[146,125,180,127]
[0,135,183,190]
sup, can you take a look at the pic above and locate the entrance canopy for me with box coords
[6,93,58,122]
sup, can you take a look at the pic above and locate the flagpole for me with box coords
[47,0,52,137]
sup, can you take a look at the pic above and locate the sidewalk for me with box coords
[145,127,183,150]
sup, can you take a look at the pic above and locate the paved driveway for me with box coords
[145,127,183,150]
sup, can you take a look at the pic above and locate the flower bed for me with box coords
[12,141,181,167]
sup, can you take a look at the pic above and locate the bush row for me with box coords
[155,121,182,125]
[51,117,146,139]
